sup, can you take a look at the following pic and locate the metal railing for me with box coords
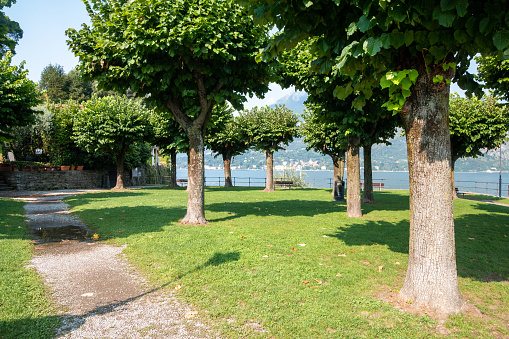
[141,174,508,198]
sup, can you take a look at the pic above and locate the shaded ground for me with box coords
[16,190,218,338]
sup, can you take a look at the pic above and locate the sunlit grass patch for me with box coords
[67,187,509,338]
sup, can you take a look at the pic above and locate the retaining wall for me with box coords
[0,170,111,191]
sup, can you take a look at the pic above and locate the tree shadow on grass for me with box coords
[70,205,187,239]
[206,199,346,222]
[0,251,240,338]
[329,209,509,283]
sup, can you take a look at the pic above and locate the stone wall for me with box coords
[0,170,111,191]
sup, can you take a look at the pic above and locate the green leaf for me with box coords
[432,7,455,27]
[440,0,457,12]
[380,75,392,89]
[433,74,444,83]
[304,1,313,8]
[390,30,405,49]
[493,30,509,51]
[357,15,372,33]
[408,69,419,83]
[428,31,440,45]
[388,3,406,22]
[347,22,358,37]
[333,83,353,100]
[429,45,448,60]
[479,18,489,34]
[404,30,414,46]
[400,78,412,90]
[363,37,382,56]
[455,0,468,17]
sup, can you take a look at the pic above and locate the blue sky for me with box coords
[5,0,467,107]
[4,0,293,108]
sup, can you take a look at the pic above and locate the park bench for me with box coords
[360,182,384,191]
[455,187,466,197]
[274,180,294,189]
[176,179,188,186]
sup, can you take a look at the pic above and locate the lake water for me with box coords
[175,169,509,198]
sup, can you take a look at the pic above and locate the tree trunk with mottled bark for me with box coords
[180,128,207,224]
[168,148,178,187]
[397,63,464,315]
[362,144,376,204]
[346,135,362,217]
[223,154,233,187]
[113,148,126,190]
[264,150,274,192]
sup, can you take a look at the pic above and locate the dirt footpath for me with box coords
[16,191,218,338]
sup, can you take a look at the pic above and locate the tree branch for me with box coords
[166,98,192,131]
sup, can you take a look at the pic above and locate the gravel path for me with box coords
[16,190,218,338]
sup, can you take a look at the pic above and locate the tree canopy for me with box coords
[205,104,250,187]
[0,52,41,141]
[73,96,153,189]
[67,0,272,224]
[239,105,299,192]
[476,55,509,102]
[450,94,509,165]
[0,0,22,55]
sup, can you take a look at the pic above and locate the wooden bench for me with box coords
[360,182,384,191]
[274,180,293,189]
[176,179,188,186]
[455,187,466,197]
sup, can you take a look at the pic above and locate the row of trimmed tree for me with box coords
[2,0,509,318]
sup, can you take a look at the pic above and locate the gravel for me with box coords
[17,190,219,338]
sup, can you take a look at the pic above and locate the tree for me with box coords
[476,55,509,102]
[0,0,22,55]
[449,94,509,198]
[0,52,41,141]
[67,0,271,224]
[38,64,68,102]
[301,105,347,196]
[244,0,509,315]
[150,110,189,188]
[206,104,251,187]
[73,96,152,189]
[238,105,299,192]
[9,105,52,162]
[66,69,93,102]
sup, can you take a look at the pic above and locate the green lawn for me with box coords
[462,194,509,205]
[61,187,509,338]
[0,198,60,339]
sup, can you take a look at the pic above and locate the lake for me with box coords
[175,169,509,198]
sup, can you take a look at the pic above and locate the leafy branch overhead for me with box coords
[250,0,509,110]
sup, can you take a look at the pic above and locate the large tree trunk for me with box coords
[113,148,126,190]
[264,150,274,192]
[223,154,233,187]
[398,63,464,315]
[346,135,362,217]
[180,128,207,224]
[362,144,376,204]
[168,148,178,188]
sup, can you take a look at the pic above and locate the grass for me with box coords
[0,198,60,339]
[61,187,509,338]
[462,193,509,205]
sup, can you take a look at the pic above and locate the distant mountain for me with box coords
[270,91,307,115]
[174,91,509,173]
